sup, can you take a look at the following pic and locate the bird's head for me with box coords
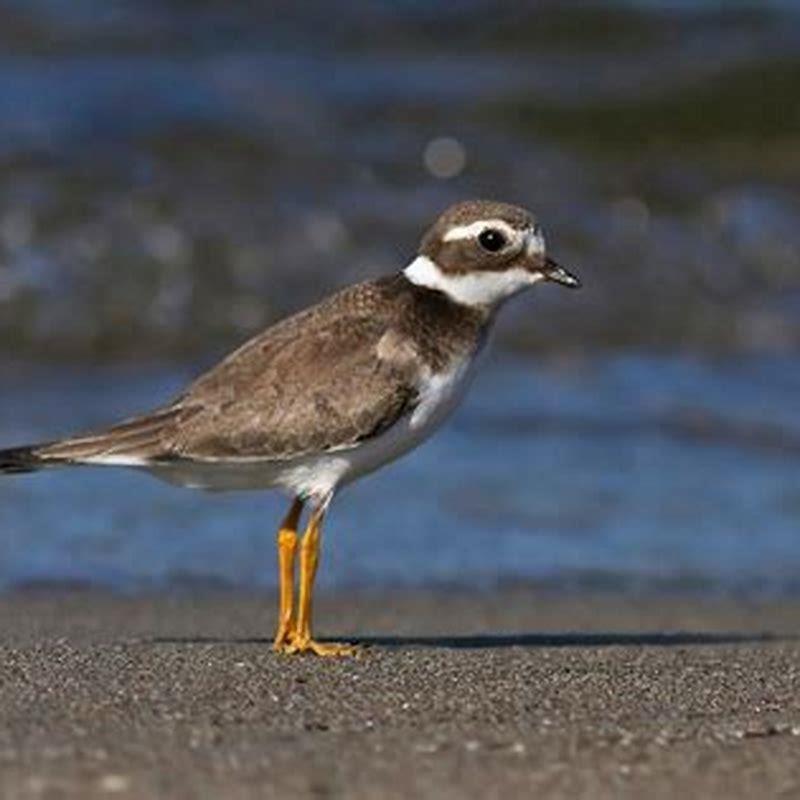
[404,200,580,308]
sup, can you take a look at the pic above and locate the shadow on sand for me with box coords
[149,631,792,650]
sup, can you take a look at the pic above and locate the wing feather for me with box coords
[34,408,187,463]
[170,310,421,461]
[31,280,425,466]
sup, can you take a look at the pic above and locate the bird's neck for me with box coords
[382,272,494,373]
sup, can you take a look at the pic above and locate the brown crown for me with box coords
[418,200,538,275]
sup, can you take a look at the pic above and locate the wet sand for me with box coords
[0,588,798,799]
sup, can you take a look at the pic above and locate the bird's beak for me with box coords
[541,257,581,289]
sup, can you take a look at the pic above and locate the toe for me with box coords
[280,637,359,657]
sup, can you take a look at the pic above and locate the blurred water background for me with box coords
[1,0,799,595]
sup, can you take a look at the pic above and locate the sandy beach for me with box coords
[0,588,797,799]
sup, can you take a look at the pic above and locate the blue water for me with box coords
[0,3,798,597]
[1,355,798,595]
[1,1,800,358]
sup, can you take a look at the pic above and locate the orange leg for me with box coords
[272,497,304,651]
[284,501,357,657]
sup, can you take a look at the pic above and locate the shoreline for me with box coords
[0,588,798,798]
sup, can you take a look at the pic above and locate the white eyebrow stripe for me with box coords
[442,219,520,243]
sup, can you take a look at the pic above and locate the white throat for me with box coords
[403,255,543,307]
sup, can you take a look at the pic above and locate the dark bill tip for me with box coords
[543,257,581,289]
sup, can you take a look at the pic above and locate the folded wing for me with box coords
[27,281,422,467]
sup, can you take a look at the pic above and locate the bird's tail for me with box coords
[0,445,45,474]
[0,407,183,475]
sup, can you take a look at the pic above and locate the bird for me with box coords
[0,199,580,656]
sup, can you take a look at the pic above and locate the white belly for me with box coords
[146,352,481,498]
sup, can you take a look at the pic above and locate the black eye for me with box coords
[478,229,507,252]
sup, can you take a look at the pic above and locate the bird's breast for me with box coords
[321,349,482,492]
[410,352,479,432]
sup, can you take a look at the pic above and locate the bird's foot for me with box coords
[276,633,359,657]
[272,618,296,652]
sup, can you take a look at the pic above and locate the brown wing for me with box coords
[33,407,188,464]
[171,322,419,460]
[171,279,425,460]
[28,276,493,468]
[35,280,423,465]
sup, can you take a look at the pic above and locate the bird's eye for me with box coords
[478,229,507,252]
